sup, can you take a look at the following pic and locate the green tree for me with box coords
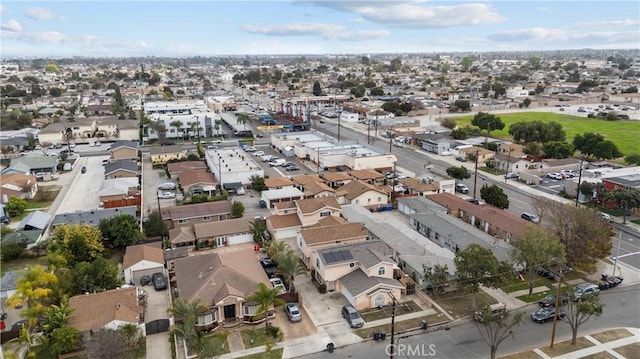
[573,132,604,158]
[510,227,565,296]
[232,201,245,218]
[522,98,532,108]
[475,307,524,359]
[454,100,471,111]
[605,188,640,224]
[6,265,58,329]
[168,298,208,353]
[529,56,541,69]
[250,175,268,192]
[246,283,285,329]
[592,140,622,160]
[99,214,145,248]
[446,166,471,182]
[440,118,457,130]
[564,289,604,345]
[471,112,505,138]
[543,141,574,159]
[312,81,322,96]
[1,241,23,261]
[480,184,510,209]
[143,211,168,239]
[422,264,449,296]
[250,219,268,246]
[49,325,81,355]
[266,240,290,263]
[275,252,307,292]
[454,244,506,304]
[50,224,105,266]
[170,120,184,139]
[509,121,565,144]
[6,197,27,217]
[69,258,122,295]
[523,142,542,156]
[370,86,384,96]
[461,56,474,71]
[237,113,250,131]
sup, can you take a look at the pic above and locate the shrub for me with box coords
[1,242,23,261]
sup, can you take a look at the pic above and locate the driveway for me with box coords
[55,155,106,214]
[295,274,348,328]
[143,278,172,359]
[271,303,316,340]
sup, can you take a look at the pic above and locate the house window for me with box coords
[203,216,211,221]
[178,219,188,224]
[320,211,330,217]
[377,266,386,276]
[197,313,215,326]
[243,304,259,316]
[315,258,320,268]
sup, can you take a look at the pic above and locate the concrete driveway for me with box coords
[295,275,349,328]
[55,155,105,214]
[271,302,317,340]
[144,279,173,359]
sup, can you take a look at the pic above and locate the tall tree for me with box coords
[480,184,510,209]
[475,307,524,359]
[143,211,168,239]
[312,81,322,96]
[237,113,250,131]
[99,214,145,248]
[624,153,640,166]
[246,283,285,329]
[168,298,208,353]
[510,227,565,296]
[5,265,58,329]
[471,112,505,138]
[170,120,184,140]
[543,141,574,159]
[422,264,450,296]
[564,289,604,345]
[275,252,307,292]
[266,240,291,263]
[232,201,245,218]
[69,258,122,295]
[605,188,640,224]
[454,244,507,307]
[6,197,27,217]
[49,224,105,266]
[250,219,268,246]
[573,132,604,158]
[446,166,471,182]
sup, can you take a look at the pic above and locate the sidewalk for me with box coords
[362,308,437,329]
[527,327,640,359]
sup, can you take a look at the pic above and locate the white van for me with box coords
[270,158,286,167]
[261,155,275,162]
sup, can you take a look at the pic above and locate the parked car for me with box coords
[140,275,152,286]
[455,155,467,162]
[270,158,286,167]
[81,166,87,174]
[158,182,176,190]
[253,151,265,157]
[341,305,365,328]
[285,303,302,322]
[158,192,176,199]
[285,165,300,171]
[521,212,540,224]
[455,183,470,194]
[538,294,569,307]
[531,306,565,323]
[259,258,276,278]
[102,159,109,165]
[504,172,519,179]
[151,272,167,291]
[573,283,600,301]
[547,172,563,180]
[270,278,286,294]
[601,213,612,221]
[261,155,275,162]
[474,303,507,323]
[560,170,578,178]
[244,146,257,152]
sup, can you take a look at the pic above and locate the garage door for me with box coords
[341,285,356,307]
[274,227,299,240]
[133,267,164,285]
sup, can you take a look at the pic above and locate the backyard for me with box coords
[452,112,640,156]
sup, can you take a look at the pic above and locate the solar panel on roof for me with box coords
[323,249,353,264]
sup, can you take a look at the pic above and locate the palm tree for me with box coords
[168,297,208,352]
[266,240,291,263]
[275,253,307,292]
[170,120,184,140]
[246,283,285,329]
[214,119,223,138]
[190,121,203,144]
[237,113,249,132]
[250,219,268,246]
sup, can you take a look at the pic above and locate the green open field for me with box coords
[451,112,640,156]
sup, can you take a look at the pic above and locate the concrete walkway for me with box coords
[510,286,551,298]
[226,330,245,353]
[479,285,527,310]
[362,308,437,329]
[531,327,639,359]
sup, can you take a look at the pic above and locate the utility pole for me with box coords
[389,127,393,153]
[575,158,584,207]
[550,262,570,348]
[473,150,479,200]
[388,291,399,359]
[504,146,511,183]
[337,109,341,142]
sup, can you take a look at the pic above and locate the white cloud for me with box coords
[487,28,569,42]
[487,27,640,47]
[241,22,343,36]
[0,5,5,14]
[324,30,390,41]
[26,6,64,21]
[1,20,22,32]
[350,17,366,23]
[575,19,640,28]
[538,6,550,12]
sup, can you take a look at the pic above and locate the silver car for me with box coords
[285,303,302,322]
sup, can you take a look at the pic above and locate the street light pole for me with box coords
[612,230,622,278]
[575,158,584,207]
[473,150,479,200]
[550,263,569,348]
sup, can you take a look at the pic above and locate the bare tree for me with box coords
[85,329,131,359]
[1,146,14,159]
[530,196,554,223]
[475,307,525,359]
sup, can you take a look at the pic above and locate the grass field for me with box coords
[451,112,640,156]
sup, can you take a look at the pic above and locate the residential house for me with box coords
[291,174,324,191]
[109,140,139,161]
[1,155,59,176]
[123,243,165,285]
[260,187,304,209]
[264,177,294,190]
[347,169,385,186]
[297,222,368,268]
[299,181,336,199]
[272,201,298,216]
[16,210,52,232]
[150,145,188,166]
[173,249,273,330]
[416,135,452,155]
[169,226,197,248]
[266,214,302,240]
[99,178,140,203]
[335,180,389,209]
[160,200,233,230]
[320,171,352,189]
[166,161,209,180]
[37,118,139,145]
[311,240,404,310]
[68,287,145,335]
[193,217,254,248]
[294,197,341,227]
[178,169,218,199]
[104,159,139,180]
[397,178,441,197]
[1,230,42,250]
[0,173,38,203]
[52,206,137,228]
[458,147,494,166]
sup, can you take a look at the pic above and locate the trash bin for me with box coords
[601,273,609,281]
[421,320,429,330]
[380,331,386,340]
[373,332,380,341]
[326,343,335,353]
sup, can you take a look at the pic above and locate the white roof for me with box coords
[261,187,304,200]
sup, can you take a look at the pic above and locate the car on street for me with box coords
[455,183,470,194]
[521,212,540,224]
[244,146,257,152]
[151,272,167,291]
[253,151,265,157]
[560,170,578,178]
[285,303,302,322]
[504,172,519,179]
[285,165,300,171]
[102,159,109,165]
[601,213,612,221]
[573,283,600,301]
[81,166,87,174]
[342,305,365,328]
[393,142,404,148]
[259,257,276,278]
[531,306,565,323]
[158,182,177,190]
[261,155,275,162]
[455,155,467,162]
[474,303,507,323]
[547,172,563,180]
[538,294,569,307]
[158,192,176,199]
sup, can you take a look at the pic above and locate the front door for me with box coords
[224,304,236,319]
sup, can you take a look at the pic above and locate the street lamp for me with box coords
[549,260,571,348]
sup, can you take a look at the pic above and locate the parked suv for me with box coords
[151,272,167,291]
[341,305,365,328]
[455,183,470,194]
[521,212,540,224]
[573,283,600,301]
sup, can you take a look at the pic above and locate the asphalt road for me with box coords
[611,223,640,272]
[303,283,640,359]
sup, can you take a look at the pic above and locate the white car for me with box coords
[601,213,612,221]
[547,172,563,180]
[270,278,286,294]
[253,151,265,157]
[244,146,257,152]
[158,192,176,199]
[158,182,177,190]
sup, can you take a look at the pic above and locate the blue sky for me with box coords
[1,1,638,58]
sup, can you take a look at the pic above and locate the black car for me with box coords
[81,166,87,174]
[538,294,569,307]
[259,258,276,278]
[285,165,300,171]
[531,307,565,323]
[151,272,167,291]
[140,275,152,286]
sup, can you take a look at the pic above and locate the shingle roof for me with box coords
[398,177,439,192]
[68,287,144,332]
[149,145,187,155]
[9,155,58,170]
[302,182,335,196]
[99,178,139,197]
[317,239,394,269]
[110,140,138,151]
[338,180,386,200]
[296,197,340,215]
[18,210,52,231]
[267,213,302,229]
[179,169,217,187]
[123,244,165,269]
[167,161,209,178]
[340,269,403,297]
[291,174,324,186]
[301,223,368,245]
[169,226,196,245]
[194,217,253,239]
[347,169,384,180]
[162,200,232,221]
[320,172,352,182]
[264,177,294,189]
[174,249,270,305]
[52,206,137,227]
[104,159,138,175]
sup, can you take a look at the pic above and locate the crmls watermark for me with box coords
[385,343,437,357]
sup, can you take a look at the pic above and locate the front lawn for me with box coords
[501,277,553,293]
[241,328,281,349]
[516,291,553,303]
[539,337,594,357]
[451,112,640,155]
[360,300,422,322]
[236,348,283,359]
[354,314,445,339]
[431,290,496,319]
[199,331,231,357]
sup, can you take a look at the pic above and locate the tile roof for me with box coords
[296,197,340,215]
[179,169,218,187]
[174,249,270,305]
[302,182,335,196]
[291,174,324,186]
[123,244,165,269]
[315,216,347,227]
[320,172,352,182]
[264,177,294,189]
[194,217,253,238]
[169,226,196,245]
[300,223,368,245]
[162,200,232,221]
[340,269,403,297]
[267,213,302,229]
[338,180,387,200]
[347,169,384,180]
[68,287,144,332]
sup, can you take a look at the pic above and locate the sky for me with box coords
[0,1,639,58]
